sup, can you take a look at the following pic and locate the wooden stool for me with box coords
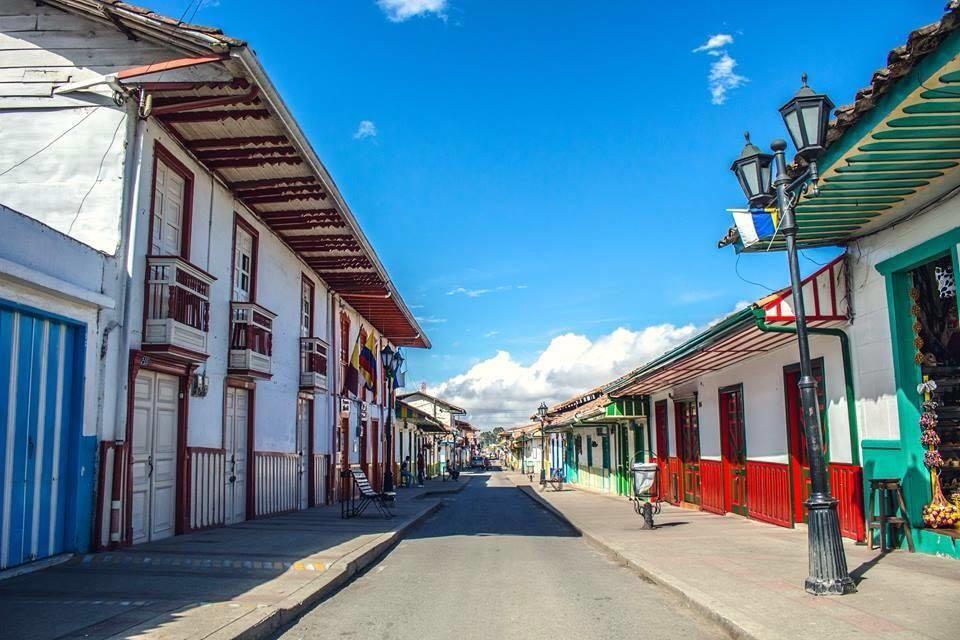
[867,478,914,552]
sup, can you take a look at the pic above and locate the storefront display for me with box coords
[912,257,960,532]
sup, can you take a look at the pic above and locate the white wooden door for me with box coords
[131,370,179,545]
[224,387,248,525]
[296,398,310,509]
[151,159,185,256]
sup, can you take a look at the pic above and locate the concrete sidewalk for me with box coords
[0,477,470,640]
[505,471,959,640]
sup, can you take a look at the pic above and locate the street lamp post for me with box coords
[379,345,404,494]
[537,401,548,485]
[730,76,855,596]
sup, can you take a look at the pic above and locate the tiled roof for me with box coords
[43,0,429,347]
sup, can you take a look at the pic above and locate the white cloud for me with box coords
[416,315,447,324]
[427,323,698,429]
[446,285,512,297]
[693,33,733,53]
[692,33,747,105]
[484,331,499,338]
[353,120,377,140]
[708,53,748,105]
[377,0,447,22]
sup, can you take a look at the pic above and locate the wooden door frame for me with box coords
[673,396,701,505]
[718,384,747,515]
[125,350,194,544]
[370,418,380,491]
[224,376,256,521]
[297,394,315,507]
[147,142,194,261]
[783,357,827,524]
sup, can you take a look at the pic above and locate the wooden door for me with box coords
[131,370,179,544]
[654,400,670,501]
[224,386,248,524]
[785,361,827,524]
[296,397,311,509]
[675,399,701,505]
[151,158,185,256]
[370,419,380,491]
[719,386,747,516]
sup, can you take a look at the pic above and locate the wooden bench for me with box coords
[340,468,394,519]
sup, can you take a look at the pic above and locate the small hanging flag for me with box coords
[729,208,779,248]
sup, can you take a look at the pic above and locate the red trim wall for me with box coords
[667,457,681,504]
[699,459,725,515]
[746,461,791,527]
[830,463,865,541]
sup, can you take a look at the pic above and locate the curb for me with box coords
[513,482,773,640]
[207,500,443,640]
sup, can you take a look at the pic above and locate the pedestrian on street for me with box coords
[416,450,425,486]
[400,456,414,488]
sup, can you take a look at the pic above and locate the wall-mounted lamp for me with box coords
[191,371,209,397]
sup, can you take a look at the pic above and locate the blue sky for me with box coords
[153,0,943,426]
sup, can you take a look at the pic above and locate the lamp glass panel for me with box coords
[741,159,760,196]
[760,158,772,193]
[801,103,823,148]
[784,109,804,150]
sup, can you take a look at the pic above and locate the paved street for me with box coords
[274,471,725,640]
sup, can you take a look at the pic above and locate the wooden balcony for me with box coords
[143,255,215,361]
[229,302,276,378]
[300,337,329,390]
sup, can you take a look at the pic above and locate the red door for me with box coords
[370,419,380,491]
[654,400,670,501]
[784,361,826,524]
[675,399,701,505]
[719,386,747,516]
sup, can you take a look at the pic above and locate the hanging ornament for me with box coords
[935,265,955,299]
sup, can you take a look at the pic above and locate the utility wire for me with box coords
[68,113,125,235]
[734,253,777,292]
[0,106,102,178]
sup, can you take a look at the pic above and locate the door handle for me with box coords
[147,455,154,478]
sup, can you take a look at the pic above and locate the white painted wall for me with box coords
[845,198,960,442]
[647,333,852,464]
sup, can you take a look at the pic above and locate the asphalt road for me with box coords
[274,471,726,640]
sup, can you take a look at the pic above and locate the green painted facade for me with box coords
[868,226,960,558]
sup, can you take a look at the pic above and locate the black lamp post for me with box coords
[537,401,548,485]
[730,75,853,596]
[380,345,403,494]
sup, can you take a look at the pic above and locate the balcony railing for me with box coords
[229,302,276,377]
[300,337,329,390]
[143,255,215,359]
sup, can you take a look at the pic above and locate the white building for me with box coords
[0,0,427,570]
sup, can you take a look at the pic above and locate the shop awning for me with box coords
[396,400,446,432]
[732,5,960,252]
[608,256,848,396]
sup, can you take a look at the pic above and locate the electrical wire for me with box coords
[68,112,125,235]
[0,106,102,178]
[800,250,827,266]
[734,253,777,292]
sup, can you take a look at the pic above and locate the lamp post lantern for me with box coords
[730,76,855,596]
[537,401,548,485]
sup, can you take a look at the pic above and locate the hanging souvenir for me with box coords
[935,265,956,299]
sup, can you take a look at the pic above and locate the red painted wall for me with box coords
[829,463,865,541]
[699,459,725,515]
[667,457,682,504]
[746,461,791,527]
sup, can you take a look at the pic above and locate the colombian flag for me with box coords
[729,208,779,248]
[360,330,377,391]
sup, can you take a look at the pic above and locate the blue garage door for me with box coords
[0,301,84,570]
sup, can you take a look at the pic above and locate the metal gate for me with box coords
[0,301,85,570]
